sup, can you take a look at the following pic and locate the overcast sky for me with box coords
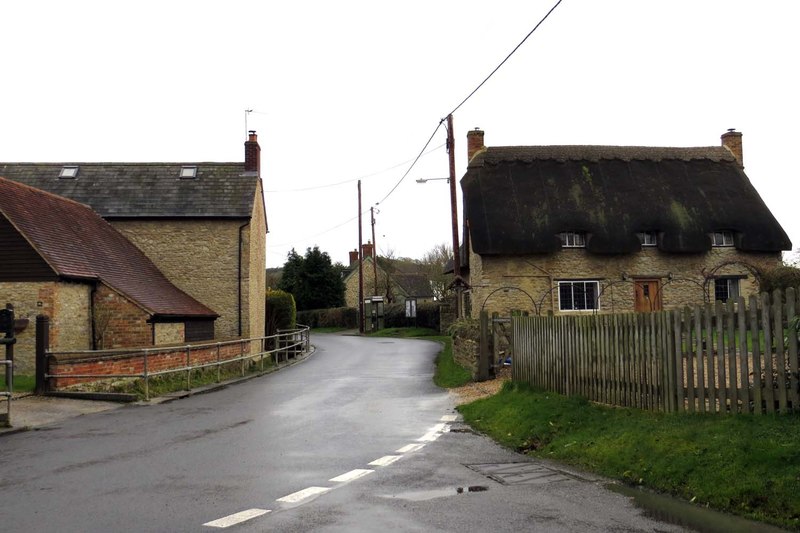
[2,1,798,268]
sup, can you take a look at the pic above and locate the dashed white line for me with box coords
[277,486,331,503]
[396,443,425,453]
[440,415,458,422]
[203,509,270,528]
[329,469,374,483]
[369,455,401,466]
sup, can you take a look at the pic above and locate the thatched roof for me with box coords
[462,145,791,255]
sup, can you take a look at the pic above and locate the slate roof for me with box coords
[462,145,791,255]
[0,177,218,319]
[0,163,258,218]
[393,273,434,298]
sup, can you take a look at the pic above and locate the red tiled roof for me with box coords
[0,177,217,318]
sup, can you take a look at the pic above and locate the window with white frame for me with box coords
[637,231,658,246]
[714,278,740,303]
[559,232,586,248]
[711,231,734,247]
[558,280,599,311]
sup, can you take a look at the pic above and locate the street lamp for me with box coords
[415,177,450,183]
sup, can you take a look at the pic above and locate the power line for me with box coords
[375,0,564,206]
[375,120,444,206]
[264,143,445,193]
[448,0,564,116]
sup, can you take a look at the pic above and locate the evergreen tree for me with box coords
[277,247,345,311]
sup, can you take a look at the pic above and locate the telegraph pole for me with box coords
[370,207,378,297]
[358,181,364,333]
[446,114,462,318]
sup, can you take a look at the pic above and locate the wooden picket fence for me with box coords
[512,287,800,414]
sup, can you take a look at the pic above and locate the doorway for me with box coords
[634,279,662,312]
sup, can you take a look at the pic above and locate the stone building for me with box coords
[0,133,266,342]
[342,243,434,308]
[0,177,217,373]
[459,129,791,318]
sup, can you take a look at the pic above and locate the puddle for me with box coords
[385,486,489,502]
[608,483,787,533]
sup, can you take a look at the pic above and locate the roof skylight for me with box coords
[59,165,79,179]
[179,166,197,179]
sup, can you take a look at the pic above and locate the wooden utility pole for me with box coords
[358,180,364,333]
[370,206,378,297]
[447,114,462,318]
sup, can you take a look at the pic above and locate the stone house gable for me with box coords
[0,133,267,341]
[460,130,791,318]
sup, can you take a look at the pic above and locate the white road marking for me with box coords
[440,414,458,422]
[203,509,270,528]
[330,469,374,483]
[418,431,442,442]
[277,486,331,503]
[369,455,401,466]
[396,443,425,453]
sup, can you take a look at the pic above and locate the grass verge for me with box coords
[368,327,472,388]
[1,374,35,393]
[458,382,800,530]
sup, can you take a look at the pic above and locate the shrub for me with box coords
[297,307,358,329]
[266,289,296,337]
[760,265,800,296]
[383,301,441,330]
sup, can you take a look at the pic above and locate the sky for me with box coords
[2,1,798,268]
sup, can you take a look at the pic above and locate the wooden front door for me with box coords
[634,279,662,312]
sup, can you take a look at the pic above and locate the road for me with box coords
[0,333,685,532]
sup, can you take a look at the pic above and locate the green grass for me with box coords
[0,374,35,393]
[368,327,472,388]
[459,382,800,530]
[77,359,276,400]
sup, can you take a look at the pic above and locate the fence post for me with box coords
[216,343,221,383]
[478,311,490,381]
[143,349,150,401]
[185,346,191,391]
[35,315,50,394]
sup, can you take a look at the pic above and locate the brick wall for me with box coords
[93,283,152,348]
[467,244,782,318]
[48,339,259,389]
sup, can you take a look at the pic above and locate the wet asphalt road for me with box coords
[0,333,686,532]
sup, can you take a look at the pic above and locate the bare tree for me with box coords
[420,243,455,301]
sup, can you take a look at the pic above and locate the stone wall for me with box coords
[245,181,267,340]
[154,323,185,346]
[344,260,389,308]
[111,219,242,340]
[466,244,782,319]
[0,281,92,374]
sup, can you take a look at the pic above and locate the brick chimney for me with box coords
[244,130,261,174]
[467,128,485,163]
[721,129,743,168]
[349,249,359,265]
[362,241,374,260]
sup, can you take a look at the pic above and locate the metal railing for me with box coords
[1,359,11,427]
[45,325,310,400]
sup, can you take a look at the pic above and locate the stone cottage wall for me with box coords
[467,245,782,319]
